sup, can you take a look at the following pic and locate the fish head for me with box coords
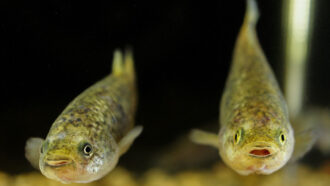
[218,119,294,175]
[39,127,119,183]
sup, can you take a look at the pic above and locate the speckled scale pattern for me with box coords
[220,26,289,131]
[48,73,136,146]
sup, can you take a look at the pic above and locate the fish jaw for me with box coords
[44,157,73,167]
[236,164,274,175]
[240,142,280,175]
[39,147,120,183]
[220,140,292,175]
[41,159,100,184]
[40,152,87,183]
[40,155,81,184]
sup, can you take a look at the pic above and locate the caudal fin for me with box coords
[244,0,259,28]
[111,48,135,81]
[236,0,261,48]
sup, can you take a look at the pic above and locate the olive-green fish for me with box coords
[190,0,316,175]
[25,49,142,183]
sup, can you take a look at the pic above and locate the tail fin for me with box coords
[236,0,262,51]
[112,50,124,76]
[111,48,135,81]
[123,47,135,80]
[244,0,259,28]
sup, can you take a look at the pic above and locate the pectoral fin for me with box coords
[189,129,219,148]
[290,115,318,162]
[25,137,44,170]
[308,108,330,154]
[118,126,143,156]
[296,108,330,154]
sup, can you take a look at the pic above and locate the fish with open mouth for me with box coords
[190,0,316,175]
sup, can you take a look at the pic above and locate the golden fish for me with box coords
[25,49,142,183]
[190,0,316,175]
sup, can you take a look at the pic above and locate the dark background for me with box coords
[1,0,330,174]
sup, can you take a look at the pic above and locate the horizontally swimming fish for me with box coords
[25,49,142,183]
[190,0,316,175]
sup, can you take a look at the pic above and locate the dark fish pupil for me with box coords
[281,134,285,141]
[83,143,93,155]
[85,146,91,153]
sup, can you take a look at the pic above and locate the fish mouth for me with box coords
[249,148,271,158]
[44,157,73,168]
[246,142,278,158]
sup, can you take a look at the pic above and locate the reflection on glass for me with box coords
[283,0,314,118]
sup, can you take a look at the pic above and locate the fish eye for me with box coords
[40,145,43,154]
[279,132,286,144]
[82,143,93,157]
[234,129,242,144]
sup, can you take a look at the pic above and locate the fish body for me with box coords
[25,50,142,183]
[218,0,293,175]
[190,0,315,175]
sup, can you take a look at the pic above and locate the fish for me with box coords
[190,0,316,175]
[25,49,143,183]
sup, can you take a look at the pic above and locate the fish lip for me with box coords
[245,142,278,158]
[44,158,73,168]
[248,151,274,158]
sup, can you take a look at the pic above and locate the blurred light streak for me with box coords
[283,0,314,118]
